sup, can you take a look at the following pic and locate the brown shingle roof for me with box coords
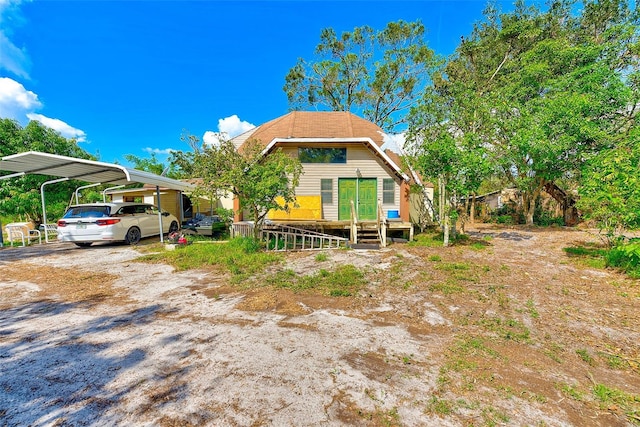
[236,111,385,148]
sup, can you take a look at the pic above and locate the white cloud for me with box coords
[0,4,88,145]
[203,115,255,146]
[380,131,406,154]
[143,147,175,155]
[0,77,41,119]
[0,0,31,79]
[203,130,224,146]
[218,115,255,137]
[26,113,87,142]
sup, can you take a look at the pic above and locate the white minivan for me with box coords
[57,202,179,247]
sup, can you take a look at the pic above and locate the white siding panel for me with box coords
[283,144,403,221]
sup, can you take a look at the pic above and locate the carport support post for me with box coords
[41,177,70,243]
[156,185,164,243]
[74,182,101,204]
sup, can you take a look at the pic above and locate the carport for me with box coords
[0,151,195,243]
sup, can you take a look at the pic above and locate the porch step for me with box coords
[349,243,380,250]
[357,224,381,246]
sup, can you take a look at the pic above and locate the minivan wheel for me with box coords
[125,227,141,245]
[168,221,179,234]
[74,242,92,247]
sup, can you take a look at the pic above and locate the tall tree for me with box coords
[171,136,303,239]
[123,153,181,179]
[406,86,493,245]
[577,130,640,238]
[0,119,95,224]
[409,0,638,225]
[284,20,440,131]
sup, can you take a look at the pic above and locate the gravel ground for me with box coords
[0,225,638,426]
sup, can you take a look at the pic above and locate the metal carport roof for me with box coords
[0,151,195,244]
[0,151,194,192]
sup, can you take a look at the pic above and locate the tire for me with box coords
[125,227,141,245]
[168,221,179,234]
[74,242,92,248]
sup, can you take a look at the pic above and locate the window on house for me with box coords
[383,178,395,204]
[299,148,347,163]
[124,196,143,203]
[321,179,333,204]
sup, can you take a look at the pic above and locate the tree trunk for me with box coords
[464,194,469,223]
[470,193,476,225]
[253,208,262,241]
[443,212,450,247]
[438,177,445,229]
[526,196,535,225]
[542,181,580,226]
[522,189,540,226]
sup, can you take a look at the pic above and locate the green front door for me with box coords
[357,178,377,220]
[338,178,377,221]
[338,178,356,220]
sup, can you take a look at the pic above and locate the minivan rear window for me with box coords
[62,206,111,218]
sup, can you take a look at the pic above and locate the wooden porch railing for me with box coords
[349,200,358,244]
[377,201,387,248]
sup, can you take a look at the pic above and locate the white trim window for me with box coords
[383,178,395,204]
[321,179,333,204]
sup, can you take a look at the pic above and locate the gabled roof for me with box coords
[234,111,386,149]
[232,111,409,181]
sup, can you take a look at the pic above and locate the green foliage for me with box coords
[564,241,640,278]
[171,136,303,239]
[578,133,640,236]
[0,119,96,223]
[284,20,440,131]
[606,240,640,278]
[408,0,639,226]
[123,153,182,179]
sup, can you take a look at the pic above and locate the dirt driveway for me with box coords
[0,225,638,426]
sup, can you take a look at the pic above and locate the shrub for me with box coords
[606,240,640,278]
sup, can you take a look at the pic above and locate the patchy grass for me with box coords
[268,264,367,297]
[478,317,531,342]
[429,280,465,295]
[564,243,640,278]
[315,252,329,262]
[576,349,596,366]
[557,382,585,401]
[591,382,640,423]
[408,232,444,248]
[138,237,282,283]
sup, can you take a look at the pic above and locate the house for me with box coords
[230,111,428,243]
[107,184,221,222]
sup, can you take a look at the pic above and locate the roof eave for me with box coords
[262,138,410,182]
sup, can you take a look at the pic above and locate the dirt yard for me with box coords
[0,224,638,426]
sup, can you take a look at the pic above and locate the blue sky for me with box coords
[1,0,518,166]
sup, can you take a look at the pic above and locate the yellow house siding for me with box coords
[280,144,402,221]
